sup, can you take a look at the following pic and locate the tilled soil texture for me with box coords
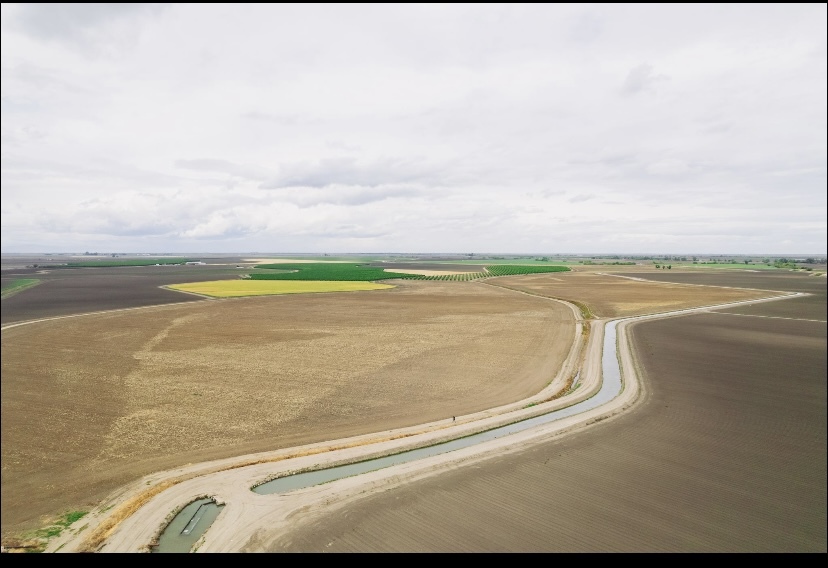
[269,310,826,552]
[0,280,574,537]
[624,270,825,292]
[624,271,827,321]
[0,263,251,324]
[488,271,775,317]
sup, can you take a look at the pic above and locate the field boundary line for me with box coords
[0,298,214,332]
[600,271,811,296]
[1,278,42,300]
[158,284,219,300]
[705,311,827,323]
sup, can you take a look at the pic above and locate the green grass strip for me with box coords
[1,278,41,299]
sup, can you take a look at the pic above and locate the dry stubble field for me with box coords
[1,280,574,538]
[269,271,825,552]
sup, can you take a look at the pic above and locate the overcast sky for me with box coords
[2,4,826,254]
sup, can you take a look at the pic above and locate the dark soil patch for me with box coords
[623,270,826,321]
[624,270,826,294]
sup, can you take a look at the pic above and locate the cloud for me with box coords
[305,224,389,239]
[175,159,274,181]
[646,159,690,176]
[12,3,167,51]
[260,158,447,189]
[568,194,594,203]
[271,185,420,208]
[622,64,669,95]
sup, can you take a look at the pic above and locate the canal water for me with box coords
[151,498,224,553]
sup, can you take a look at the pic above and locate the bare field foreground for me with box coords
[1,280,574,539]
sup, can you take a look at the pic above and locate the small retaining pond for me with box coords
[151,498,224,553]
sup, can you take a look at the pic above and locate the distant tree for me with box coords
[667,265,672,269]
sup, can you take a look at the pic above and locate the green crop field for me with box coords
[484,265,570,277]
[252,263,419,281]
[1,278,41,299]
[251,256,384,263]
[250,263,570,282]
[431,258,572,266]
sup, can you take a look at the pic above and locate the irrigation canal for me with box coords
[153,321,624,552]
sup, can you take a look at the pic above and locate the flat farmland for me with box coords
[270,308,826,552]
[0,264,249,324]
[489,271,776,317]
[0,280,574,537]
[624,269,826,294]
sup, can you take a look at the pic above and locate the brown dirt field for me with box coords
[488,271,776,318]
[0,280,574,538]
[622,270,826,293]
[717,294,826,321]
[622,270,827,321]
[272,312,826,552]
